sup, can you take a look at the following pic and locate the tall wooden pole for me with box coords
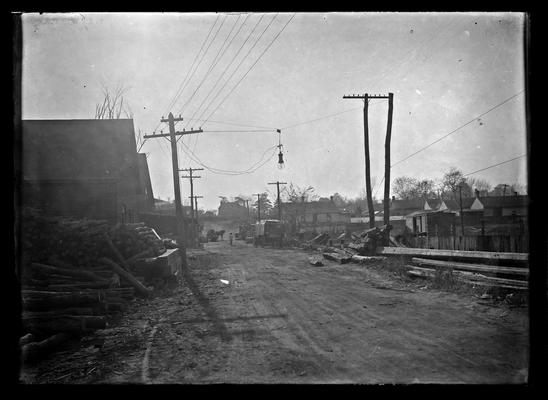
[189,168,194,219]
[254,194,261,221]
[383,92,394,226]
[459,184,465,236]
[143,116,202,260]
[268,181,287,247]
[168,113,186,262]
[342,93,390,229]
[363,95,375,228]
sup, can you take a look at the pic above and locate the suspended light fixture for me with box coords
[277,129,284,169]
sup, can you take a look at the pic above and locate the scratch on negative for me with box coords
[141,325,159,384]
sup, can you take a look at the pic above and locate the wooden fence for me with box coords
[409,234,529,253]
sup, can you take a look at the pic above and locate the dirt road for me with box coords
[21,240,528,384]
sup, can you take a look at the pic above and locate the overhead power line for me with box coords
[203,13,295,123]
[175,14,229,118]
[179,140,278,175]
[463,154,526,177]
[184,117,277,130]
[153,15,220,134]
[202,129,276,133]
[176,14,267,143]
[183,14,251,129]
[391,90,525,168]
[194,14,276,127]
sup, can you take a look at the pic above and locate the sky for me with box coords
[22,12,527,211]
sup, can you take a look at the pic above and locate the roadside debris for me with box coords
[308,257,324,267]
[19,208,179,364]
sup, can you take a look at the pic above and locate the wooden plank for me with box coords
[322,252,352,264]
[351,255,387,263]
[406,267,527,290]
[407,266,528,288]
[412,257,529,276]
[30,263,108,282]
[376,246,528,262]
[99,257,152,298]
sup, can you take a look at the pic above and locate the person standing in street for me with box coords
[229,232,233,246]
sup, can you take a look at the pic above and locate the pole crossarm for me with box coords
[189,195,204,199]
[143,129,203,139]
[268,182,287,185]
[180,168,204,172]
[181,176,202,179]
[161,116,185,123]
[343,94,390,99]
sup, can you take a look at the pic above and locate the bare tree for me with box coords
[283,183,316,203]
[94,82,133,119]
[392,176,418,199]
[467,177,492,195]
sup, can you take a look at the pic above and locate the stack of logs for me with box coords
[19,209,163,363]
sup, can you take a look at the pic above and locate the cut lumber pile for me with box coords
[405,252,529,291]
[411,258,529,277]
[19,208,164,363]
[406,265,528,290]
[376,243,529,291]
[376,246,528,262]
[21,208,166,269]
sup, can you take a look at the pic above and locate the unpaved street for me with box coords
[21,240,528,384]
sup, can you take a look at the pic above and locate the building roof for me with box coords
[282,200,341,214]
[424,198,442,210]
[442,197,476,211]
[22,119,142,196]
[477,195,528,208]
[391,198,425,210]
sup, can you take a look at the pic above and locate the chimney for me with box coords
[475,189,480,199]
[514,191,518,196]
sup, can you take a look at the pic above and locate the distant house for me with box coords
[218,201,249,220]
[22,119,153,222]
[405,210,456,235]
[470,194,528,218]
[281,197,350,234]
[439,198,476,213]
[390,197,426,216]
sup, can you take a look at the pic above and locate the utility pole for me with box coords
[268,181,287,247]
[143,113,203,263]
[181,168,203,248]
[189,195,204,220]
[180,167,203,219]
[502,183,509,198]
[343,93,391,228]
[253,193,261,222]
[383,93,394,226]
[459,184,465,236]
[189,195,203,245]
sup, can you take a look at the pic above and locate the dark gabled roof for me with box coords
[282,200,340,214]
[22,119,142,196]
[443,197,476,210]
[425,198,442,209]
[477,195,528,208]
[391,198,425,210]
